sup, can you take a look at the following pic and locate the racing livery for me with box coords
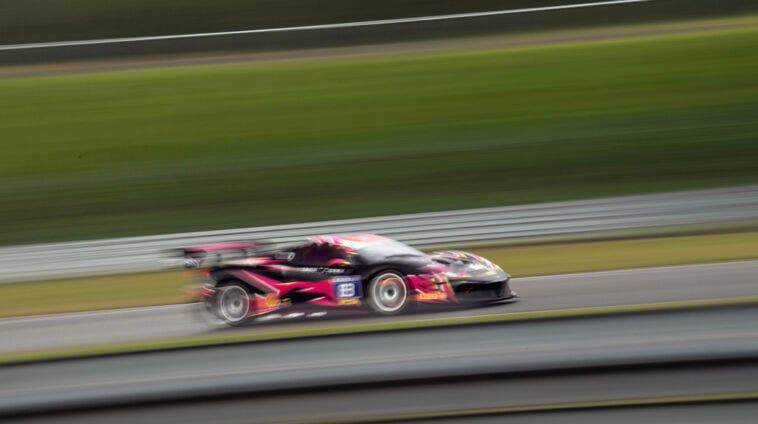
[182,234,516,325]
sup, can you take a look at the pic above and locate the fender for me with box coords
[210,268,279,295]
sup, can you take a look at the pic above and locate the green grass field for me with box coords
[1,231,756,318]
[2,23,758,244]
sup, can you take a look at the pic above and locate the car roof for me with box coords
[309,234,392,249]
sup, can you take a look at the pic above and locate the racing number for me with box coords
[337,283,356,298]
[333,276,362,299]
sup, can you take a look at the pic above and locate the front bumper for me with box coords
[453,279,517,303]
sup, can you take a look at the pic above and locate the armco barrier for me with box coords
[0,185,756,282]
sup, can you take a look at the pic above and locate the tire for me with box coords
[366,271,409,315]
[211,282,252,326]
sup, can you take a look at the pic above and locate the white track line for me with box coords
[0,0,653,51]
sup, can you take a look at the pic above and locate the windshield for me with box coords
[356,239,425,263]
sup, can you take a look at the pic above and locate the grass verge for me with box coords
[474,230,758,277]
[2,296,757,365]
[1,230,756,318]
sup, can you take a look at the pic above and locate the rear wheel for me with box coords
[200,282,253,327]
[366,272,409,315]
[218,284,252,325]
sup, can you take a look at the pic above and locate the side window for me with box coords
[295,244,347,267]
[289,245,314,265]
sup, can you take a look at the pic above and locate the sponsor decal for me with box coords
[295,266,346,274]
[299,267,319,273]
[337,298,361,306]
[416,292,448,301]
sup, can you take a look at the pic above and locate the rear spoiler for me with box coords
[177,241,271,268]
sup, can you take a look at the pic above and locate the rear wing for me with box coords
[178,241,269,268]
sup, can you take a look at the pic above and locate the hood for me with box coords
[427,250,509,282]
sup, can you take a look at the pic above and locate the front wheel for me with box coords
[366,272,409,315]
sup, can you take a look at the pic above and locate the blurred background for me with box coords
[1,0,757,244]
[1,1,758,422]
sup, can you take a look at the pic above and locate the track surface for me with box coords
[11,401,758,424]
[4,260,758,353]
[390,401,758,424]
[2,306,758,421]
[1,260,756,354]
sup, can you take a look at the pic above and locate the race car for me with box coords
[182,234,517,326]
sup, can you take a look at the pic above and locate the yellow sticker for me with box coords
[416,292,447,301]
[259,293,281,308]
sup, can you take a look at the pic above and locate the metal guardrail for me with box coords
[1,185,757,283]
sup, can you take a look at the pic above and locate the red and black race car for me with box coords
[182,234,516,326]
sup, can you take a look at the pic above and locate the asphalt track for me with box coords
[389,401,758,424]
[2,306,758,422]
[1,260,756,354]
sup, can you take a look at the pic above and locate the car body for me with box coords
[182,234,517,325]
